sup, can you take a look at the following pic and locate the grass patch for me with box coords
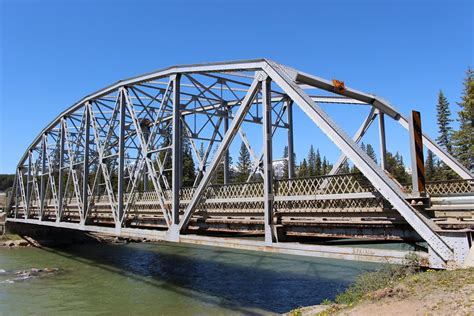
[0,233,23,241]
[333,263,417,305]
[402,268,474,292]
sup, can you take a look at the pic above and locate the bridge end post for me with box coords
[429,231,473,269]
[262,75,276,245]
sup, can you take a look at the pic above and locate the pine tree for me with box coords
[425,150,437,181]
[213,154,234,184]
[386,151,410,184]
[322,157,328,175]
[365,144,377,163]
[452,67,474,171]
[315,149,322,176]
[307,145,316,176]
[339,160,350,174]
[436,90,453,153]
[182,139,196,186]
[298,159,309,177]
[236,141,251,182]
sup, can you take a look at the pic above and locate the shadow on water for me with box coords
[320,239,428,252]
[40,241,381,314]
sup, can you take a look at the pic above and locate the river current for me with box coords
[0,242,381,315]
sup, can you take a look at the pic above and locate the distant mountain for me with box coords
[226,160,286,178]
[273,160,286,178]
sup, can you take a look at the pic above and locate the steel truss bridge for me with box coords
[6,59,474,269]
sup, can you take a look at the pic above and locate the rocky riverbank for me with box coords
[1,221,133,248]
[0,231,149,248]
[0,234,39,248]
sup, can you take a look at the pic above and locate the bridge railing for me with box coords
[404,179,474,196]
[11,174,473,220]
[274,173,374,196]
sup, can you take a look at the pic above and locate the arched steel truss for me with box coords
[6,59,473,268]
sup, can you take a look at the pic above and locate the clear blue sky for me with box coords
[0,0,472,174]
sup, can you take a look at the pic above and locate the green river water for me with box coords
[0,241,384,315]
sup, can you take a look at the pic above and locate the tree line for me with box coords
[425,67,473,181]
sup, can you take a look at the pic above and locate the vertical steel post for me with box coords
[170,74,182,237]
[40,135,47,220]
[409,110,426,197]
[223,102,230,184]
[57,119,65,222]
[287,100,295,179]
[178,115,183,188]
[142,122,150,191]
[82,104,90,224]
[96,169,101,195]
[378,111,387,170]
[262,76,275,244]
[117,89,126,230]
[26,151,32,218]
[15,170,19,218]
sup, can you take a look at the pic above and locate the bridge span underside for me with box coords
[6,59,474,269]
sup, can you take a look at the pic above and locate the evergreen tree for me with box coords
[351,142,376,174]
[350,163,358,174]
[365,144,377,163]
[386,151,410,184]
[339,160,350,174]
[236,141,251,182]
[182,139,196,187]
[436,90,453,153]
[298,159,309,177]
[0,175,15,192]
[452,67,474,171]
[425,150,437,181]
[307,145,316,176]
[315,149,322,176]
[322,157,328,175]
[213,154,234,184]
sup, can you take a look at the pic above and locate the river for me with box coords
[0,242,382,315]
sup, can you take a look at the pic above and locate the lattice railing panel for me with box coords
[274,173,374,196]
[403,179,474,196]
[425,179,474,196]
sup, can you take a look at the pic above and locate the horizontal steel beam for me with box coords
[6,218,428,266]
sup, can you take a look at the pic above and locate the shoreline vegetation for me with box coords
[287,265,474,316]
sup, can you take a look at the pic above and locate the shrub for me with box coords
[334,264,418,305]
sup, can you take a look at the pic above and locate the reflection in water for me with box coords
[0,242,381,315]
